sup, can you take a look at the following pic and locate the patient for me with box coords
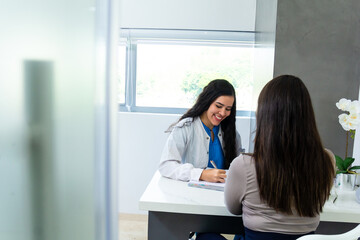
[225,75,335,240]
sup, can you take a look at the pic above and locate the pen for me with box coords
[332,190,338,204]
[210,160,218,169]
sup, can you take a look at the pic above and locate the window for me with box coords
[118,29,256,116]
[118,43,126,104]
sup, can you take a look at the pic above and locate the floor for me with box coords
[119,213,147,240]
[118,213,235,240]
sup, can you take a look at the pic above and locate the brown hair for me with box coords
[179,79,237,168]
[253,75,334,217]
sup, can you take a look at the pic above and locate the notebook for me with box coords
[188,180,225,191]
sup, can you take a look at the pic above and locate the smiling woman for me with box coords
[201,95,235,130]
[158,79,243,182]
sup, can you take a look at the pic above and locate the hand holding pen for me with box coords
[199,160,227,183]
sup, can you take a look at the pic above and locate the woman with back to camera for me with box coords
[225,75,335,240]
[159,79,243,184]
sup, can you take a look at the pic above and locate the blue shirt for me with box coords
[201,122,225,169]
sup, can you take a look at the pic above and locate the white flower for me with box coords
[339,114,351,131]
[338,112,360,131]
[348,100,360,115]
[336,98,351,111]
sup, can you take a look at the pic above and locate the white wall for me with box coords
[118,112,251,214]
[352,88,360,167]
[354,129,360,166]
[119,0,256,31]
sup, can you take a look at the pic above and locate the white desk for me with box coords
[322,188,360,223]
[139,171,360,240]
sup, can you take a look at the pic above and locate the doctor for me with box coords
[159,79,243,183]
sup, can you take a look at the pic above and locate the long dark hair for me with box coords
[179,79,237,168]
[253,75,334,217]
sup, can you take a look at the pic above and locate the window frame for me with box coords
[119,28,256,117]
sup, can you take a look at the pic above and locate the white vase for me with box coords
[335,173,357,190]
[356,169,360,186]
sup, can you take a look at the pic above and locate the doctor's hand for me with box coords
[200,169,227,183]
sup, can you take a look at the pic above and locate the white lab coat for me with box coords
[159,117,242,181]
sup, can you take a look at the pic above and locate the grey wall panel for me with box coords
[274,0,360,157]
[255,0,277,45]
